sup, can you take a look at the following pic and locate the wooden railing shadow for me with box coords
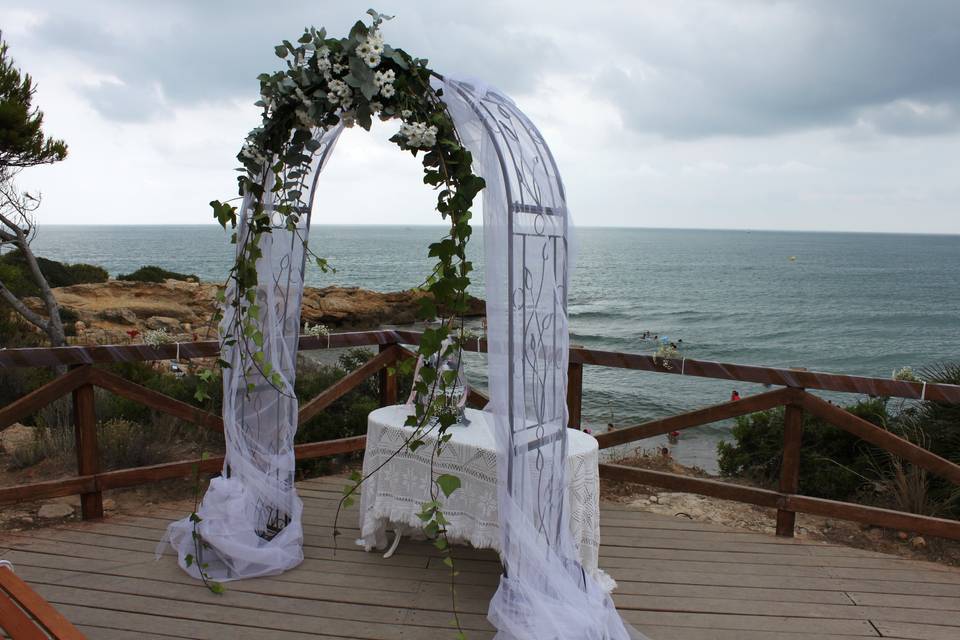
[1,330,959,542]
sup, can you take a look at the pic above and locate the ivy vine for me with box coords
[208,9,482,634]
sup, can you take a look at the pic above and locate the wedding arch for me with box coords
[160,10,639,639]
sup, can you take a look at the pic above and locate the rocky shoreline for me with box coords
[25,279,484,343]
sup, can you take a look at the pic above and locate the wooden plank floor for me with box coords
[2,475,959,639]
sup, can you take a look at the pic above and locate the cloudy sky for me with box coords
[3,1,959,233]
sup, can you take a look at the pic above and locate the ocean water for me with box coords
[30,225,960,471]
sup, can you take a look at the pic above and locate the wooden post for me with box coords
[566,360,583,429]
[776,401,804,537]
[378,343,398,407]
[72,369,103,520]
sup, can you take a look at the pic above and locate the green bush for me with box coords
[0,249,107,296]
[717,399,890,500]
[2,346,408,478]
[895,363,960,515]
[117,265,197,283]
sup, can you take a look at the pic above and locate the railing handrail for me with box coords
[2,329,959,542]
[3,329,959,403]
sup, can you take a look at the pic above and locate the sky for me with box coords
[2,0,959,233]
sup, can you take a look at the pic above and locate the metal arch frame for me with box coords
[246,82,571,558]
[440,77,572,553]
[232,125,344,540]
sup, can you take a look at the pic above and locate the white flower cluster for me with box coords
[374,69,396,98]
[144,329,173,348]
[240,140,267,165]
[327,78,353,109]
[304,322,330,337]
[355,29,385,68]
[399,121,438,149]
[892,366,919,382]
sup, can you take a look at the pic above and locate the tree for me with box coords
[0,31,69,346]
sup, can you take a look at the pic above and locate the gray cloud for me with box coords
[592,0,960,138]
[3,0,958,234]
[17,1,960,138]
[22,1,558,122]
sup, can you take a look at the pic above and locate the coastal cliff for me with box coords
[25,279,484,342]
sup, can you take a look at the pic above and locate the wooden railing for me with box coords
[2,330,960,541]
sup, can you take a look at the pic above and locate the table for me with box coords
[357,404,614,591]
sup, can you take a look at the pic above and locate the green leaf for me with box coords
[436,474,461,498]
[209,581,226,595]
[184,553,194,567]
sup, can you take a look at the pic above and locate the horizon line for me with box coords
[33,223,960,238]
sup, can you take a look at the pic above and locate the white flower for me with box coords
[304,322,330,337]
[380,83,396,98]
[327,91,340,104]
[328,79,351,101]
[144,329,172,348]
[364,52,381,68]
[240,142,266,164]
[356,41,372,57]
[369,101,383,113]
[401,109,413,119]
[317,46,330,58]
[373,69,396,87]
[316,57,331,73]
[333,63,347,73]
[398,121,439,149]
[367,30,385,54]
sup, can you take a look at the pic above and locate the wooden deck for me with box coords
[2,475,959,640]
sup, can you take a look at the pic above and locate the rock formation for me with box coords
[24,279,484,343]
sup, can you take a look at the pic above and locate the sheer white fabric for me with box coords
[436,77,644,639]
[158,124,344,581]
[158,69,645,637]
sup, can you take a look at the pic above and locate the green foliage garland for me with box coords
[207,11,483,629]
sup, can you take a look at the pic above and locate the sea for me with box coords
[29,225,960,472]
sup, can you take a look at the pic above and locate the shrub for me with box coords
[295,348,380,445]
[717,399,890,500]
[891,362,960,516]
[0,249,107,296]
[117,265,197,283]
[2,346,408,478]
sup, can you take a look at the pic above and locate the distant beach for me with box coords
[30,225,960,472]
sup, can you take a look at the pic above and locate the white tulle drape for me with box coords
[159,70,642,637]
[436,77,643,639]
[158,124,344,581]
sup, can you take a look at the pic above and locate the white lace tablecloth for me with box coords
[358,404,614,591]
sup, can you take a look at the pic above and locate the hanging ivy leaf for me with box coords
[436,474,461,498]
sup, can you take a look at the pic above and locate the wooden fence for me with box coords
[2,329,959,541]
